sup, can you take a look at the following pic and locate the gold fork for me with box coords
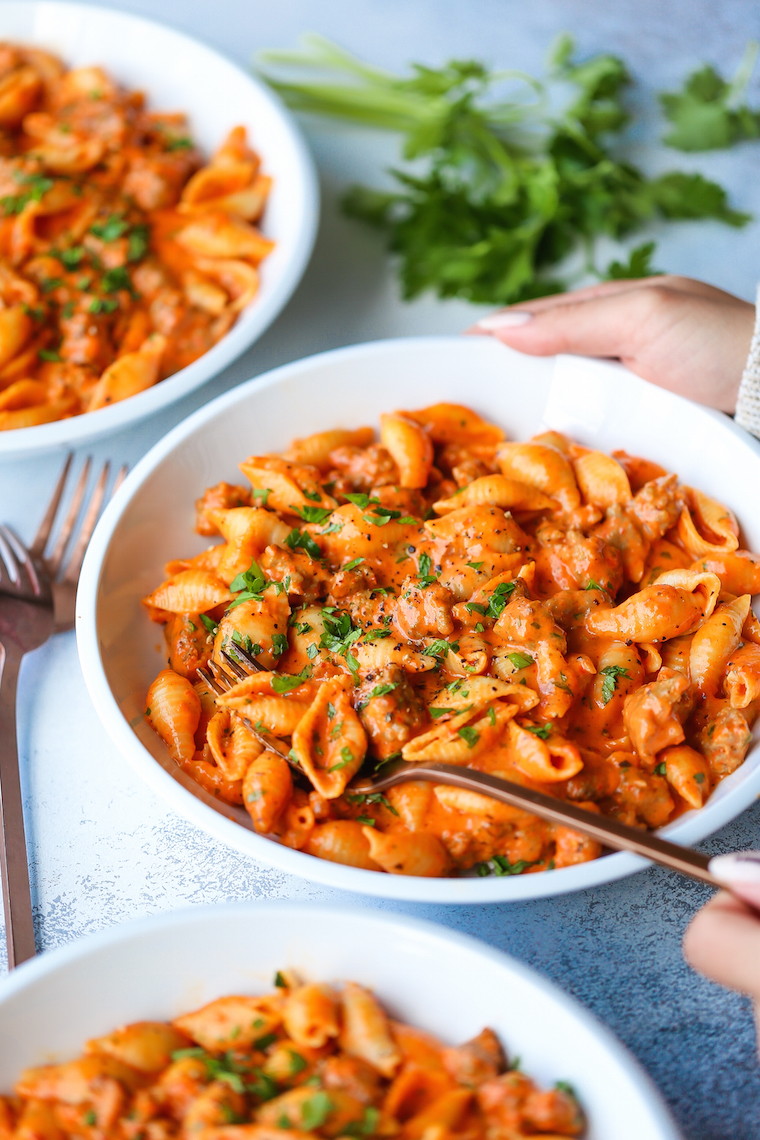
[0,456,126,969]
[199,651,727,892]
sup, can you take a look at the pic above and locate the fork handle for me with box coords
[0,638,36,968]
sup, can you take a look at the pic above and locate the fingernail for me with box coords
[709,852,760,908]
[476,310,533,331]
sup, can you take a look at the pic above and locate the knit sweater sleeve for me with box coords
[735,285,760,439]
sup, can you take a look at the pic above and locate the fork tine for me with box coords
[30,453,73,560]
[207,660,234,691]
[60,461,110,586]
[227,640,265,672]
[221,649,248,679]
[198,665,225,695]
[0,528,19,585]
[0,527,42,597]
[111,464,128,496]
[46,456,91,577]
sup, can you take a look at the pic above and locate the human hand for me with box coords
[470,277,755,413]
[683,853,760,1051]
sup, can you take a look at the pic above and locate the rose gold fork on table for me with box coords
[0,456,126,969]
[200,647,734,894]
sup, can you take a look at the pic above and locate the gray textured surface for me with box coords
[1,2,760,1138]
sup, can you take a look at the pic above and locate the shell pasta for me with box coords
[0,42,273,430]
[2,974,585,1139]
[143,403,760,878]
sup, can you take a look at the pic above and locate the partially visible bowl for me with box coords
[0,902,680,1140]
[77,335,760,903]
[0,1,318,460]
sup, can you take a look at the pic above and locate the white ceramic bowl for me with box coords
[0,902,680,1140]
[0,1,318,461]
[77,336,760,903]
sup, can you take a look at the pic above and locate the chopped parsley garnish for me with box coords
[486,706,496,726]
[38,348,62,362]
[254,1032,278,1050]
[88,297,119,314]
[127,224,150,262]
[91,216,128,242]
[525,723,551,740]
[306,643,319,659]
[366,681,397,700]
[599,664,629,704]
[200,614,219,635]
[344,492,372,509]
[555,672,573,694]
[328,746,356,773]
[653,761,666,775]
[274,970,287,987]
[343,556,365,571]
[694,772,705,783]
[467,561,484,570]
[355,815,376,827]
[288,1050,308,1075]
[465,601,487,615]
[272,666,313,693]
[229,558,269,605]
[231,630,254,655]
[1,173,53,215]
[83,1111,96,1126]
[320,610,361,660]
[585,578,603,591]
[41,277,63,293]
[166,136,194,151]
[285,527,322,559]
[249,1068,280,1101]
[346,791,398,816]
[271,633,288,656]
[426,638,458,658]
[293,504,333,524]
[300,1092,333,1131]
[342,1107,380,1137]
[457,725,480,748]
[429,706,455,718]
[476,855,539,876]
[555,1080,578,1099]
[508,651,534,670]
[485,580,517,619]
[59,245,84,268]
[418,551,432,577]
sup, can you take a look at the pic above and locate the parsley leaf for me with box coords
[343,556,365,571]
[525,723,552,740]
[293,504,333,524]
[91,216,128,242]
[272,666,313,693]
[660,45,760,151]
[600,664,629,704]
[346,791,399,816]
[285,527,322,559]
[508,651,534,670]
[653,761,666,776]
[329,746,356,772]
[259,35,750,304]
[457,725,480,748]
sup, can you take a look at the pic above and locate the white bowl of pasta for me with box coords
[0,902,679,1139]
[0,1,317,457]
[77,335,760,903]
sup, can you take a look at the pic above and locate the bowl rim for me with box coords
[0,0,319,460]
[76,334,760,904]
[0,899,681,1140]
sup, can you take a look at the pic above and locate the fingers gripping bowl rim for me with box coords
[0,0,319,460]
[0,902,681,1140]
[76,336,760,903]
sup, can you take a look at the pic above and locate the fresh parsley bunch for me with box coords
[258,33,750,304]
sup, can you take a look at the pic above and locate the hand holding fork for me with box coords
[0,457,125,969]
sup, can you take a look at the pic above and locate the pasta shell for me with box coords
[238,455,337,514]
[206,506,290,583]
[284,427,375,470]
[505,721,583,782]
[689,594,750,696]
[380,413,433,488]
[87,334,166,412]
[433,474,555,514]
[243,752,293,833]
[291,676,367,798]
[175,212,274,264]
[677,487,740,558]
[303,820,379,869]
[496,442,580,512]
[432,785,525,824]
[403,403,504,446]
[572,450,632,508]
[206,708,263,780]
[0,379,48,411]
[0,305,32,368]
[193,257,260,313]
[361,829,451,879]
[660,744,711,809]
[401,702,515,764]
[142,569,232,616]
[0,65,42,126]
[146,669,201,764]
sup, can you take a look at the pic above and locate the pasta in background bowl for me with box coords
[0,903,680,1140]
[0,1,317,458]
[77,336,760,903]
